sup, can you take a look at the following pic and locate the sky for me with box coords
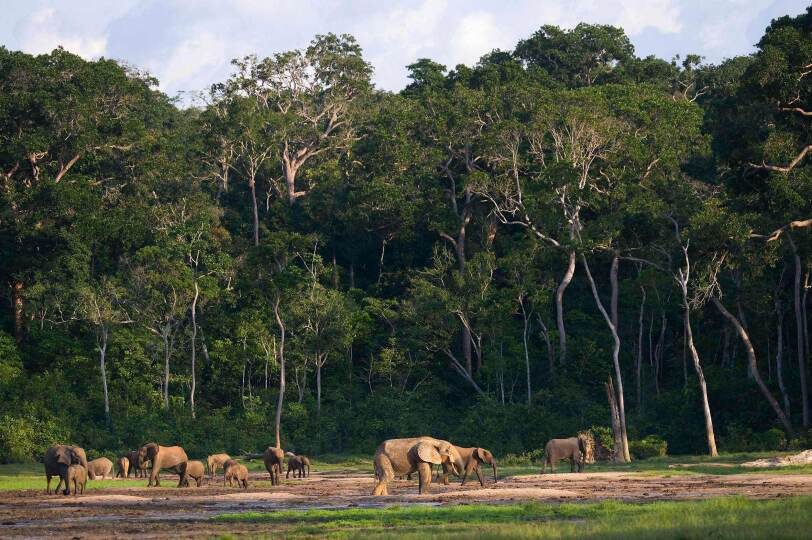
[1,0,809,99]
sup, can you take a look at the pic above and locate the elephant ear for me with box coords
[146,443,159,460]
[416,442,443,465]
[474,448,487,462]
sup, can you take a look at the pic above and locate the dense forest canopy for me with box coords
[2,7,812,461]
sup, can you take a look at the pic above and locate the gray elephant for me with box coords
[263,447,285,485]
[285,452,310,478]
[207,453,231,479]
[67,464,87,496]
[116,456,129,478]
[44,445,88,495]
[179,460,205,487]
[87,457,113,479]
[225,462,249,488]
[372,436,464,495]
[136,443,188,487]
[542,436,586,473]
[439,446,498,486]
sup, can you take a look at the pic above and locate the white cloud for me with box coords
[17,7,107,58]
[612,0,682,35]
[450,12,510,66]
[148,30,229,92]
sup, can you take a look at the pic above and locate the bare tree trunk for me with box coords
[519,294,532,406]
[712,297,795,436]
[190,282,199,419]
[581,253,630,462]
[249,178,260,246]
[605,377,624,462]
[377,239,387,285]
[99,325,110,422]
[637,287,646,409]
[536,315,555,378]
[655,312,666,397]
[556,251,576,363]
[273,296,286,449]
[683,304,718,456]
[162,330,171,409]
[788,235,810,427]
[316,356,323,417]
[775,295,791,417]
[12,281,24,343]
[682,324,688,387]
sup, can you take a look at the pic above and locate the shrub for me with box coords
[501,448,544,466]
[629,435,668,459]
[0,414,70,463]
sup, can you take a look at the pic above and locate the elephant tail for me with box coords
[374,454,394,483]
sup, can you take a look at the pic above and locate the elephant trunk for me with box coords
[491,462,498,484]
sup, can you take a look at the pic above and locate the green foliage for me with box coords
[1,9,812,465]
[0,414,70,463]
[629,435,668,459]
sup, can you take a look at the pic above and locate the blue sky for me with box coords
[1,0,808,98]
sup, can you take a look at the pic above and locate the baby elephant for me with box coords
[68,464,87,496]
[179,460,205,487]
[225,461,249,489]
[285,452,310,478]
[542,436,586,473]
[116,456,129,478]
[87,457,114,480]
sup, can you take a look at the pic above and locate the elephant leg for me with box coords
[550,457,556,474]
[474,465,484,487]
[46,475,52,494]
[372,456,394,496]
[417,462,433,495]
[460,463,472,486]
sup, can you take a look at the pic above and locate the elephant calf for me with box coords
[116,456,129,478]
[87,457,114,480]
[207,453,231,479]
[225,463,249,488]
[285,452,310,478]
[180,460,205,487]
[67,464,87,496]
[542,436,586,474]
[440,446,498,486]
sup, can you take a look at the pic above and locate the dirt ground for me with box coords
[2,469,812,539]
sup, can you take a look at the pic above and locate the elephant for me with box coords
[179,460,205,487]
[127,450,148,478]
[542,436,586,473]
[225,462,249,488]
[372,437,464,496]
[67,464,87,496]
[263,447,285,486]
[136,443,188,487]
[116,456,129,478]
[207,453,231,479]
[285,452,310,478]
[439,446,498,487]
[44,445,88,495]
[87,457,114,480]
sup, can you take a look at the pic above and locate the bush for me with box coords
[629,435,668,459]
[0,414,70,463]
[589,425,614,453]
[501,448,544,466]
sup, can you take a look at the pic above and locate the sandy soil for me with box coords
[2,469,811,538]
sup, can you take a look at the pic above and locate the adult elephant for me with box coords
[439,446,498,486]
[542,436,586,473]
[87,457,114,480]
[127,450,148,478]
[44,445,88,495]
[136,443,188,487]
[263,447,285,486]
[372,437,464,495]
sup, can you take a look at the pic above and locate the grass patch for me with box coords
[500,451,812,477]
[213,495,812,538]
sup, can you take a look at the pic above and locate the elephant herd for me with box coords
[44,434,585,496]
